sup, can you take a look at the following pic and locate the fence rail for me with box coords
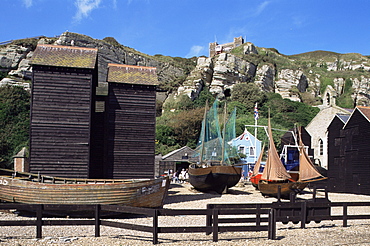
[0,200,370,244]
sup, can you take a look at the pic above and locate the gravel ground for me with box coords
[1,182,370,245]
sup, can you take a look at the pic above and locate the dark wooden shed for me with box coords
[327,114,350,192]
[29,46,159,180]
[105,64,158,179]
[327,107,370,195]
[29,44,98,178]
[157,146,197,177]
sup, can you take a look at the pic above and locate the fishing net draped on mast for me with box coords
[196,100,223,163]
[195,100,239,165]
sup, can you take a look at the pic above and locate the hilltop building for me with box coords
[209,36,244,57]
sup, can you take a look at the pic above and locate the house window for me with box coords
[319,139,323,155]
[238,146,245,155]
[250,147,255,156]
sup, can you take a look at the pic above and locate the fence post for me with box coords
[325,187,329,200]
[212,209,219,242]
[256,204,261,227]
[300,202,307,228]
[36,204,43,239]
[206,204,212,235]
[94,205,100,237]
[268,208,276,240]
[153,209,159,244]
[343,203,348,227]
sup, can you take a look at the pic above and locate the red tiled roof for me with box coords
[30,44,98,69]
[107,64,158,86]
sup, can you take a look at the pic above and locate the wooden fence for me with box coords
[0,200,370,244]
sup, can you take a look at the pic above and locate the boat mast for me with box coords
[254,103,258,163]
[221,102,227,165]
[199,100,208,165]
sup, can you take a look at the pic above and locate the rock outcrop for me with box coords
[0,32,186,99]
[176,53,256,100]
[254,64,275,92]
[275,69,308,102]
[0,44,32,80]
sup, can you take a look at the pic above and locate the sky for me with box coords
[1,0,370,58]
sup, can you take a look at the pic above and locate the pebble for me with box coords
[1,182,370,245]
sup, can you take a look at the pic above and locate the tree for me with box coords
[0,85,30,167]
[231,83,267,111]
[260,93,320,129]
[167,107,204,148]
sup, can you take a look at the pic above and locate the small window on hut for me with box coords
[95,101,105,113]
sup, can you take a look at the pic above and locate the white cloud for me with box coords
[23,0,32,8]
[186,45,205,58]
[74,0,102,22]
[255,1,270,16]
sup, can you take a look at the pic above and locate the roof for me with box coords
[107,64,158,85]
[342,106,370,129]
[161,146,197,162]
[357,106,370,122]
[30,44,98,69]
[336,114,351,124]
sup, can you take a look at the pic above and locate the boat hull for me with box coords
[258,180,296,198]
[188,165,242,194]
[0,169,169,208]
[250,174,262,189]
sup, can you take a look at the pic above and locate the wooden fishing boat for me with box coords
[0,168,169,208]
[294,127,327,188]
[250,144,265,189]
[188,163,241,194]
[189,100,242,194]
[258,114,296,198]
[258,120,327,198]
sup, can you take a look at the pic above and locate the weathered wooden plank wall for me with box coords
[327,116,346,192]
[328,110,370,195]
[29,66,96,178]
[105,83,156,179]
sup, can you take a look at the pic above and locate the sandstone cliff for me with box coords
[1,33,369,107]
[175,43,370,106]
[0,32,188,98]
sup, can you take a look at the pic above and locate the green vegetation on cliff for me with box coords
[0,85,30,168]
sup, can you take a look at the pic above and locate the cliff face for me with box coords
[176,43,370,106]
[1,33,370,106]
[0,32,186,96]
